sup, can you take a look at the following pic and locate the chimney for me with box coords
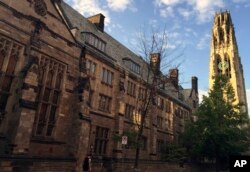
[192,76,198,93]
[88,14,105,32]
[150,53,161,75]
[169,69,179,88]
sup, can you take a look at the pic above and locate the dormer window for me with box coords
[81,32,106,52]
[122,58,140,74]
[130,61,140,74]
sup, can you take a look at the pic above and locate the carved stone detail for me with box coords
[34,0,47,16]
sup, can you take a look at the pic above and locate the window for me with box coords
[157,139,164,153]
[125,104,135,120]
[165,100,171,113]
[0,36,22,125]
[94,126,109,155]
[224,54,231,78]
[157,97,164,110]
[184,111,189,120]
[129,61,140,74]
[99,94,111,112]
[82,32,106,52]
[193,100,197,108]
[102,68,113,86]
[216,54,222,75]
[127,80,136,97]
[33,56,65,137]
[138,87,146,100]
[157,116,163,129]
[141,136,147,150]
[86,59,96,75]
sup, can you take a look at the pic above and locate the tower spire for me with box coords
[209,11,248,113]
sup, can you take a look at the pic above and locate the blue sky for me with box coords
[65,0,250,111]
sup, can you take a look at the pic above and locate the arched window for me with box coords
[0,36,22,126]
[224,54,231,78]
[216,54,222,75]
[33,56,65,137]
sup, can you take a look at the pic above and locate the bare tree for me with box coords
[131,26,184,170]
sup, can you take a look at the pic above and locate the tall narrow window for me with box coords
[216,54,222,75]
[157,97,164,110]
[224,54,231,78]
[101,68,113,86]
[127,80,136,97]
[86,59,96,76]
[165,100,171,113]
[33,56,65,137]
[0,36,22,125]
[138,87,146,100]
[157,116,163,129]
[98,94,111,112]
[125,104,135,120]
[94,126,109,155]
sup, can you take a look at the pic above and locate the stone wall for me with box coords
[92,160,216,172]
[0,156,76,172]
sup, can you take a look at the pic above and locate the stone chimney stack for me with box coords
[169,69,179,88]
[191,76,198,93]
[150,53,161,75]
[88,13,105,32]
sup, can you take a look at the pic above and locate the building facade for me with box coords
[0,0,198,171]
[209,11,248,113]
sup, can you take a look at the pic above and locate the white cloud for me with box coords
[198,89,208,103]
[155,0,182,6]
[187,0,225,23]
[160,6,174,17]
[154,0,225,23]
[196,33,210,50]
[107,0,135,12]
[65,0,111,25]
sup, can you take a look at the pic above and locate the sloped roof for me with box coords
[59,1,147,71]
[59,1,193,109]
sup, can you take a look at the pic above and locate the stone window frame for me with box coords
[156,96,164,110]
[33,55,66,137]
[224,53,231,78]
[165,100,171,113]
[157,139,164,153]
[216,54,222,75]
[125,103,135,120]
[157,116,163,129]
[94,126,109,155]
[82,32,106,52]
[127,80,136,97]
[101,67,113,86]
[0,36,22,125]
[129,61,140,74]
[98,94,112,113]
[138,87,146,100]
[86,59,96,76]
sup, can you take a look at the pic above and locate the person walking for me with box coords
[83,155,91,172]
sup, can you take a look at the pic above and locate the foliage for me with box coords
[182,75,250,167]
[161,143,187,162]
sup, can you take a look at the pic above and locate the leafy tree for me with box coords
[161,143,187,162]
[182,75,250,171]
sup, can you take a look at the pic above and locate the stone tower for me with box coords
[209,11,248,113]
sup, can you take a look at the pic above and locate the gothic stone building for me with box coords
[0,0,198,171]
[209,11,248,113]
